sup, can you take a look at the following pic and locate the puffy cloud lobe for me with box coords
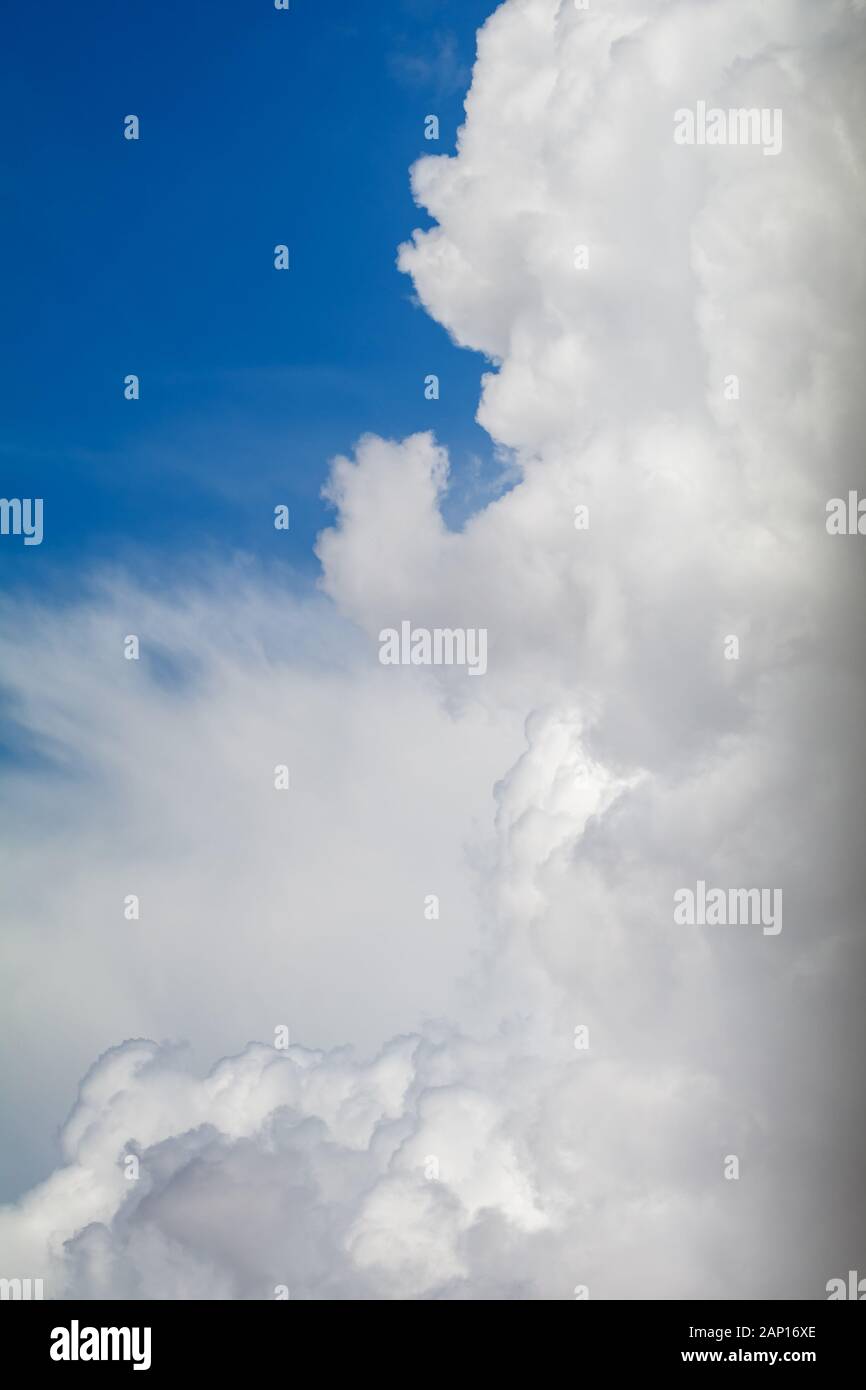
[0,1028,755,1300]
[0,1034,549,1299]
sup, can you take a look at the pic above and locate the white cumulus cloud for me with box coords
[1,0,864,1299]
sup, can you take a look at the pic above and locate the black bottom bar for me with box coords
[5,1299,861,1376]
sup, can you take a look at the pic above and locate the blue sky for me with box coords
[0,0,498,594]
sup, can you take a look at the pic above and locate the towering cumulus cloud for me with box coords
[1,0,864,1298]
